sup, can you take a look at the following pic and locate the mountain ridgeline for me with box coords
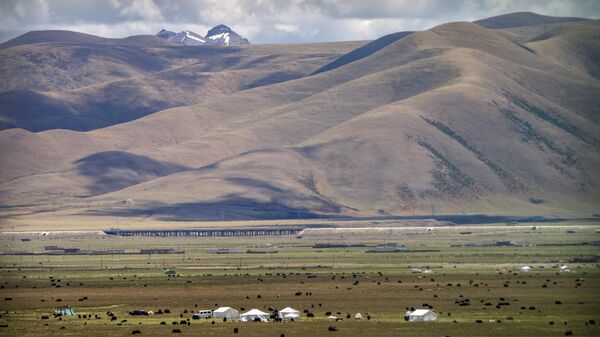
[155,24,250,46]
[0,12,598,222]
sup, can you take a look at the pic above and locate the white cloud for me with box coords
[13,0,49,21]
[112,0,164,21]
[0,0,599,44]
[274,24,299,33]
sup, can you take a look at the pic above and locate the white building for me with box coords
[213,307,239,319]
[240,309,270,322]
[408,309,437,322]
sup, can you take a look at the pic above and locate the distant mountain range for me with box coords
[155,24,250,46]
[0,12,598,223]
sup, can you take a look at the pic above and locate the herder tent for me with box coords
[520,266,532,272]
[408,309,437,322]
[355,313,364,320]
[213,307,240,319]
[54,307,75,316]
[278,307,300,320]
[240,309,270,322]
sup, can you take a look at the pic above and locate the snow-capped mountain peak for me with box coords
[175,30,206,44]
[207,32,230,45]
[154,25,249,46]
[205,24,249,46]
[205,24,233,37]
[155,29,205,46]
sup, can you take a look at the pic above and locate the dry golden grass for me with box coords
[0,226,599,337]
[0,17,599,223]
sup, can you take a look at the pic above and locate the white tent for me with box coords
[278,307,300,320]
[213,307,239,319]
[354,313,364,320]
[240,309,270,322]
[408,309,437,322]
[560,266,572,273]
[520,266,532,272]
[54,307,75,316]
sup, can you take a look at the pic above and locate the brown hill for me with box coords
[474,12,588,29]
[0,33,362,131]
[0,13,598,223]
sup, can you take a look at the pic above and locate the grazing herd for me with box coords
[0,264,594,336]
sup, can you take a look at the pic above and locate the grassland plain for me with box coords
[0,223,599,336]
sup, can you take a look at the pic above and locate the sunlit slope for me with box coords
[0,18,598,220]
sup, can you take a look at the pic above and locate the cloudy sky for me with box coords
[1,0,599,44]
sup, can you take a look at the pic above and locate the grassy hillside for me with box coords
[0,14,599,224]
[0,34,362,131]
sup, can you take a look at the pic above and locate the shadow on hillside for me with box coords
[75,151,188,195]
[312,31,413,74]
[241,71,305,90]
[82,195,332,221]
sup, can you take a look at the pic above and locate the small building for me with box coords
[54,307,75,316]
[164,269,176,276]
[213,307,239,319]
[408,309,437,322]
[278,307,300,320]
[240,309,270,322]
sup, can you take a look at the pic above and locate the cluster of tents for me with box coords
[194,307,301,322]
[54,305,438,323]
[520,265,572,273]
[216,306,437,323]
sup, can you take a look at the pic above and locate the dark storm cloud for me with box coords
[1,0,599,44]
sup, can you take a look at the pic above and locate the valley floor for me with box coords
[0,223,599,336]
